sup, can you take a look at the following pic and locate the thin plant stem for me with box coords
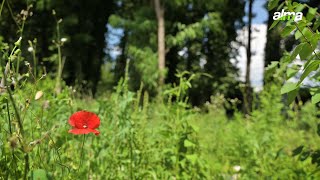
[3,71,23,134]
[55,17,63,93]
[5,0,20,30]
[129,125,133,180]
[32,49,37,77]
[79,134,86,170]
[6,98,12,134]
[6,98,18,177]
[1,46,29,179]
[0,0,5,18]
[16,18,25,74]
[23,154,29,180]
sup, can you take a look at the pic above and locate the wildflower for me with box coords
[233,165,241,172]
[14,37,22,46]
[28,46,34,52]
[68,111,100,135]
[60,38,67,43]
[35,91,43,100]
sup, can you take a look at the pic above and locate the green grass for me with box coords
[1,76,320,179]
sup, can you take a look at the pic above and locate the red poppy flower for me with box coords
[68,111,100,136]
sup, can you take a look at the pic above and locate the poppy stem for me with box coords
[79,134,86,170]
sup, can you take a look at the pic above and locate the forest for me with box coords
[1,0,320,179]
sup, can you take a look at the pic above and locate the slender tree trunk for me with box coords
[244,0,253,114]
[154,0,165,87]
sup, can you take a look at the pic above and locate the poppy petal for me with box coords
[68,111,100,135]
[68,113,77,127]
[69,111,95,129]
[86,113,100,129]
[89,129,100,136]
[68,128,100,135]
[69,111,86,128]
[68,128,92,135]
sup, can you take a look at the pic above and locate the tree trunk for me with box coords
[244,0,253,114]
[154,0,165,87]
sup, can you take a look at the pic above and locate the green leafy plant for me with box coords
[268,0,320,173]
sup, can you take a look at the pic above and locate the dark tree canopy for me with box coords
[1,0,245,105]
[0,0,115,95]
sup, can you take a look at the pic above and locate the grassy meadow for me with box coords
[0,75,319,179]
[1,0,320,179]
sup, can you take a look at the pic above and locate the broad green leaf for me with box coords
[302,27,313,42]
[317,124,320,136]
[280,54,291,64]
[292,145,304,156]
[180,159,186,168]
[186,154,198,165]
[310,88,320,96]
[299,43,313,60]
[190,124,200,132]
[276,2,285,11]
[266,61,279,71]
[286,2,294,12]
[307,8,317,21]
[281,25,296,37]
[298,60,320,85]
[304,54,316,68]
[268,61,279,69]
[265,61,279,76]
[184,139,196,147]
[286,67,299,79]
[269,20,280,30]
[281,82,298,94]
[296,21,307,33]
[287,88,299,105]
[313,18,320,31]
[295,4,305,12]
[170,156,177,163]
[29,169,51,180]
[268,0,280,10]
[312,93,320,104]
[290,43,306,62]
[294,22,307,40]
[295,30,302,40]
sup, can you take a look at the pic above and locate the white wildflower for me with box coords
[14,37,22,46]
[61,38,67,42]
[233,165,241,172]
[28,46,34,52]
[35,91,43,100]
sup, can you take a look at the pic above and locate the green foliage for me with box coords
[127,45,158,90]
[4,32,319,178]
[268,0,320,174]
[192,87,320,178]
[28,169,52,180]
[167,12,223,47]
[2,0,320,179]
[0,0,115,95]
[109,0,244,104]
[268,0,280,11]
[270,0,320,105]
